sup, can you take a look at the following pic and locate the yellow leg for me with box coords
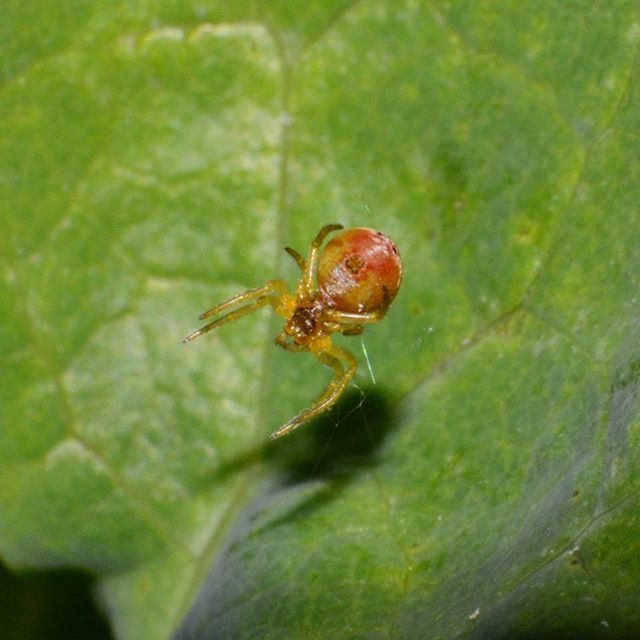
[183,280,288,343]
[198,280,288,320]
[275,332,307,352]
[183,298,273,343]
[300,224,343,298]
[269,341,356,439]
[323,309,383,324]
[284,246,305,271]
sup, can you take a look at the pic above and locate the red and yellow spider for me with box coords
[184,224,402,439]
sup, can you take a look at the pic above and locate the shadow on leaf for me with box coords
[269,385,397,483]
[194,386,398,529]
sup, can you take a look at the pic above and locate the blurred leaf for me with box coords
[1,1,639,639]
[0,561,111,640]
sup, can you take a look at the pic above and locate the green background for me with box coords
[1,1,639,638]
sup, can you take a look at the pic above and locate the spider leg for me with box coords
[183,297,273,343]
[341,325,364,336]
[284,246,305,271]
[300,224,343,297]
[198,280,288,320]
[275,332,308,352]
[323,309,384,324]
[184,279,289,343]
[269,341,356,439]
[321,309,382,337]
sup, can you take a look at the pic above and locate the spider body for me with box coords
[184,224,402,439]
[318,227,402,313]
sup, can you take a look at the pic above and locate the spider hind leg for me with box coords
[269,342,356,439]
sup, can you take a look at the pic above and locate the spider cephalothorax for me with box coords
[184,224,402,439]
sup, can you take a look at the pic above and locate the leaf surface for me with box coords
[1,2,639,639]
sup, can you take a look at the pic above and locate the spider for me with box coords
[184,224,403,439]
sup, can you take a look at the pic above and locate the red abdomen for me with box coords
[317,227,402,313]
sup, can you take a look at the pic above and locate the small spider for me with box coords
[184,224,402,439]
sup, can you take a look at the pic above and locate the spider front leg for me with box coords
[269,340,357,439]
[275,332,307,352]
[284,246,305,271]
[183,279,290,343]
[323,309,386,325]
[321,309,384,338]
[299,223,343,298]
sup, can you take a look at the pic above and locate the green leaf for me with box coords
[2,1,640,639]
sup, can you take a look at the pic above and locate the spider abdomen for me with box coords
[317,227,402,314]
